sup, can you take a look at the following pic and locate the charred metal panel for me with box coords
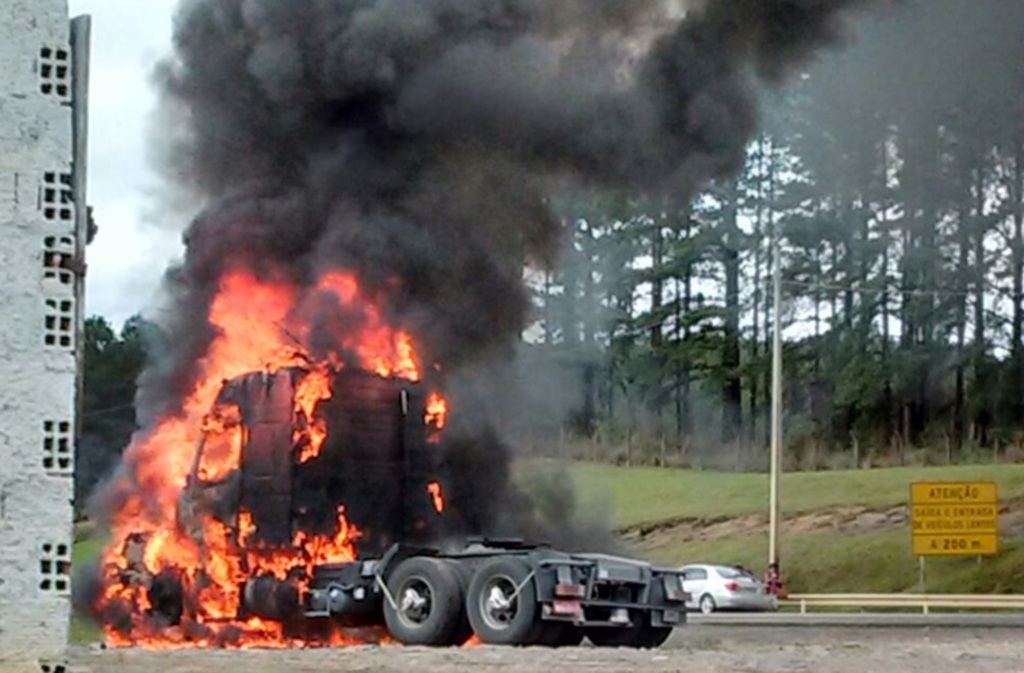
[305,370,410,556]
[400,386,444,545]
[232,371,297,545]
[189,366,442,556]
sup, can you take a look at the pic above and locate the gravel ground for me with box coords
[63,627,1024,673]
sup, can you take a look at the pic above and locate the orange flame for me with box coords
[196,404,244,482]
[94,268,431,648]
[295,366,333,463]
[425,393,448,430]
[427,482,445,514]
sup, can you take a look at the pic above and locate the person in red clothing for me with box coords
[764,562,786,598]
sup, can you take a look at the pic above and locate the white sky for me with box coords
[69,0,183,329]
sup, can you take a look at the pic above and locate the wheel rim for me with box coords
[396,576,434,628]
[700,596,714,614]
[478,573,519,631]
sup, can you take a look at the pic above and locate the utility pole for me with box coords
[769,218,783,566]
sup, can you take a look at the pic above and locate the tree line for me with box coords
[525,0,1024,467]
[77,315,148,506]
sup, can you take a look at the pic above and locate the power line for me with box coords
[81,403,135,419]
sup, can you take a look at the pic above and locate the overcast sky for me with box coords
[68,0,182,329]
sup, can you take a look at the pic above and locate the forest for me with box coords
[515,0,1024,468]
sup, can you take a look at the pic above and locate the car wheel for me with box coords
[699,594,717,615]
[383,557,467,646]
[466,557,540,646]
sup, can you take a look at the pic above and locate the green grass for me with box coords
[560,461,1024,529]
[75,534,104,566]
[71,533,105,643]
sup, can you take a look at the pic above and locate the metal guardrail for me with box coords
[781,593,1024,614]
[689,611,1024,628]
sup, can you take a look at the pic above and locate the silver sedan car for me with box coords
[680,564,778,613]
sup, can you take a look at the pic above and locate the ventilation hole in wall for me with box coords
[43,235,76,286]
[39,46,71,101]
[39,172,74,224]
[43,298,75,350]
[42,418,74,475]
[38,541,72,595]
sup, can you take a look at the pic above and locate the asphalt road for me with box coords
[63,623,1024,673]
[40,612,1024,673]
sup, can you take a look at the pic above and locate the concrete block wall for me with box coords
[0,0,78,670]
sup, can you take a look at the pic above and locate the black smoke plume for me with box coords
[107,0,878,548]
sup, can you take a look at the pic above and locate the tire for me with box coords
[466,557,539,646]
[585,614,673,649]
[534,622,584,647]
[443,560,475,646]
[585,626,634,648]
[383,557,466,646]
[634,625,672,648]
[149,569,184,626]
[553,625,585,647]
[699,594,717,615]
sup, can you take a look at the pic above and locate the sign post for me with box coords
[910,482,999,557]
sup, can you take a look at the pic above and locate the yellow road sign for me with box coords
[910,481,999,557]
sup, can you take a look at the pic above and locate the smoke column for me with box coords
[101,0,877,543]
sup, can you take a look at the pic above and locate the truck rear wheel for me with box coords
[466,557,539,646]
[536,623,584,647]
[443,559,475,645]
[586,616,672,649]
[383,557,466,646]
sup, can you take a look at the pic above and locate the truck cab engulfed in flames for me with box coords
[108,365,689,648]
[179,366,442,558]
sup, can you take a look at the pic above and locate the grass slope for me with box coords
[566,462,1024,529]
[563,461,1024,595]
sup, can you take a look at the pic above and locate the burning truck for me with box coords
[85,0,872,651]
[89,270,688,649]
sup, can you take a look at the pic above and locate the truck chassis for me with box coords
[299,539,689,647]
